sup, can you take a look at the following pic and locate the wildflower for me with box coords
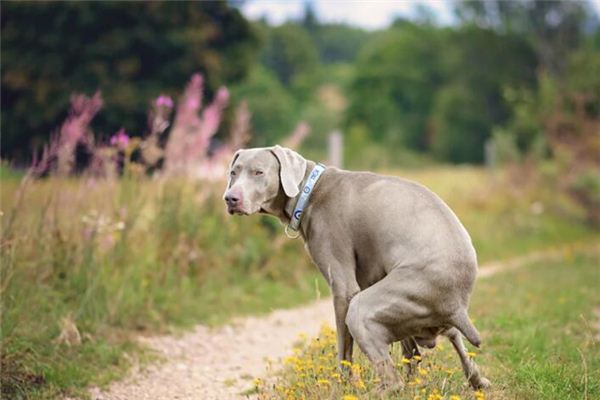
[413,355,422,361]
[474,390,485,400]
[401,357,411,364]
[353,379,366,390]
[467,351,477,358]
[155,95,174,108]
[342,395,359,400]
[317,379,330,386]
[110,128,129,150]
[409,377,422,385]
[340,360,352,367]
[450,395,461,400]
[253,378,262,387]
[418,367,429,376]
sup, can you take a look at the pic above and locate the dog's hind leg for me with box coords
[444,327,491,390]
[400,337,420,376]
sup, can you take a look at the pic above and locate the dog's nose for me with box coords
[225,193,240,206]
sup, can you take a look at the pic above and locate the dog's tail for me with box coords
[450,309,481,348]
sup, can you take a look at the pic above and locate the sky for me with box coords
[241,0,600,30]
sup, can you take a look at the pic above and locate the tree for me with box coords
[1,1,259,161]
[260,22,319,88]
[230,66,297,146]
[346,23,446,150]
[453,0,593,76]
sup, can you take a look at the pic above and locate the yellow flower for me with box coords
[474,390,485,400]
[342,396,359,400]
[467,351,477,358]
[340,360,352,367]
[354,379,366,390]
[253,378,262,387]
[414,355,422,361]
[409,377,422,385]
[317,379,330,386]
[418,367,429,376]
[450,396,461,400]
[401,357,411,364]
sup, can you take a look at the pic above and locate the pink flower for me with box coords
[155,95,174,108]
[110,128,129,149]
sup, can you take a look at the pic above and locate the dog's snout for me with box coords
[224,193,240,206]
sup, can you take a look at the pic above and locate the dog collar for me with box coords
[286,163,326,236]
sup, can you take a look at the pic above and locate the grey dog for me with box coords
[223,145,490,391]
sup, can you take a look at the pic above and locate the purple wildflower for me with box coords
[155,95,174,108]
[110,128,129,149]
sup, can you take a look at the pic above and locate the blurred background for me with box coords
[1,1,599,398]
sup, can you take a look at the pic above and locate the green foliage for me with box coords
[1,2,259,161]
[231,66,297,146]
[454,0,590,76]
[260,22,320,90]
[310,24,372,64]
[347,22,537,162]
[347,23,446,150]
[431,85,491,163]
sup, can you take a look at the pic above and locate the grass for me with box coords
[1,166,597,398]
[257,246,600,399]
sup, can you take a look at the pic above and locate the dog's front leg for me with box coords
[333,293,356,365]
[306,238,359,369]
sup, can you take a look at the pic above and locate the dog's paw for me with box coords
[471,376,491,390]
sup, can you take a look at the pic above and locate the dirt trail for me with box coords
[91,242,597,400]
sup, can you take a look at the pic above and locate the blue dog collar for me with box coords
[287,163,326,234]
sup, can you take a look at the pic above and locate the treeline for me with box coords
[2,0,599,166]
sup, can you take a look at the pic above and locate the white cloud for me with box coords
[241,0,454,30]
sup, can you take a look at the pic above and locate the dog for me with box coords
[223,145,490,391]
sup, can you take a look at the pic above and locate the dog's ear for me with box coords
[270,145,307,197]
[228,150,242,170]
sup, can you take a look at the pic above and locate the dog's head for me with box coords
[223,145,307,216]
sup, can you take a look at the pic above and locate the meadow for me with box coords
[1,165,598,398]
[257,248,600,400]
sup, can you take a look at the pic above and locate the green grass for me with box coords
[259,247,600,399]
[1,166,597,398]
[473,248,600,399]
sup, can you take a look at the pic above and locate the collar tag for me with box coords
[287,163,326,235]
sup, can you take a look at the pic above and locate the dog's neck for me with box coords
[264,159,318,235]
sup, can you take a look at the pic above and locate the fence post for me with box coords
[484,138,496,170]
[328,130,343,168]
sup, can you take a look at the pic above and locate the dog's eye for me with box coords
[230,170,236,177]
[254,170,264,176]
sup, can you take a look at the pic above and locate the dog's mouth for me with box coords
[227,206,249,216]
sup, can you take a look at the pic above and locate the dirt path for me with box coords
[91,242,597,400]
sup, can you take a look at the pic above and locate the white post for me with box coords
[328,130,343,168]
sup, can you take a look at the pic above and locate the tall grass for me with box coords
[0,175,320,398]
[0,166,597,397]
